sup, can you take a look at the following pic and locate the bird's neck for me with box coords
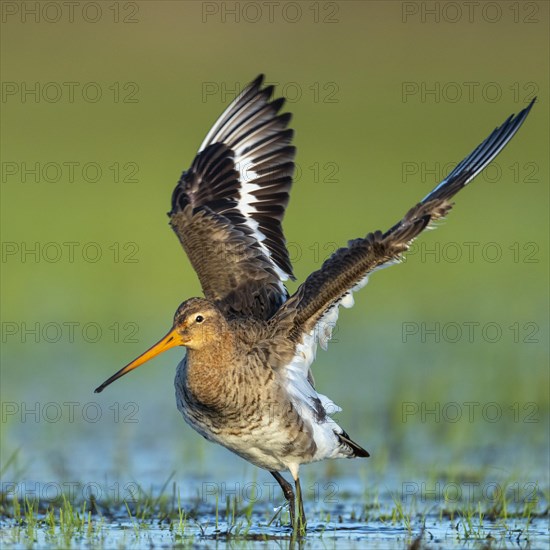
[184,331,237,410]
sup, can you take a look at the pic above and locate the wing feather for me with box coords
[170,75,296,319]
[273,100,533,444]
[277,98,535,343]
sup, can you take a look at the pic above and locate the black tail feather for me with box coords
[338,430,370,458]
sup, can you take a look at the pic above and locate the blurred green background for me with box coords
[1,1,548,498]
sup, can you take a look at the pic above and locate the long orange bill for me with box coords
[94,327,184,393]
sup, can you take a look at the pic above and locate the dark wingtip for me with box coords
[514,96,536,123]
[421,97,536,204]
[251,74,265,89]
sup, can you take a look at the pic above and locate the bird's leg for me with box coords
[270,471,295,526]
[294,477,307,535]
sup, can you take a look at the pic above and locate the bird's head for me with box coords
[94,298,225,393]
[172,298,227,350]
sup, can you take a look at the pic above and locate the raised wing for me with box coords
[170,75,296,319]
[277,98,535,349]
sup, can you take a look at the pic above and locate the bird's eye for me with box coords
[195,315,204,324]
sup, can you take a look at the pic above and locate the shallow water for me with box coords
[1,471,548,549]
[2,504,548,549]
[4,519,547,550]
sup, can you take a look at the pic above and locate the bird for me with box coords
[95,75,535,532]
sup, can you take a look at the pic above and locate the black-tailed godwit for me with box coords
[95,75,534,532]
